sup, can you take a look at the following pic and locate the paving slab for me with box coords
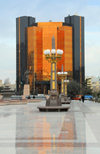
[0,100,100,153]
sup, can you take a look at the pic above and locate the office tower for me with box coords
[65,15,85,84]
[16,16,35,93]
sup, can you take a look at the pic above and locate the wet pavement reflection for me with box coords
[0,101,100,153]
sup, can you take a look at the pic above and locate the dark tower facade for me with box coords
[16,16,35,93]
[64,15,85,84]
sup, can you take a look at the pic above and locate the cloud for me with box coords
[80,5,100,29]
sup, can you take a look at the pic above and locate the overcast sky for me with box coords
[0,0,100,83]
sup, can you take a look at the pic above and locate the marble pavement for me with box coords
[0,100,100,154]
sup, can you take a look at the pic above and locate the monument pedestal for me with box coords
[46,90,61,106]
[38,105,70,112]
[38,90,70,112]
[23,84,30,98]
[61,94,65,103]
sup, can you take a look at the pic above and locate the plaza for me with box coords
[0,100,100,154]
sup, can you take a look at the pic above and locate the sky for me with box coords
[0,0,100,83]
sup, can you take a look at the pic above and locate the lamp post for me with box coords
[44,49,63,106]
[38,37,70,111]
[63,79,71,104]
[57,72,67,95]
[57,71,68,104]
[57,67,71,104]
[44,49,63,91]
[64,80,69,96]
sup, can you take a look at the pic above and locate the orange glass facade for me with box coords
[57,26,73,78]
[27,22,73,92]
[38,22,63,81]
[27,27,43,91]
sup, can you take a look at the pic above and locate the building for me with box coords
[16,16,36,93]
[16,15,85,94]
[0,80,3,87]
[86,77,92,88]
[65,15,85,84]
[86,76,100,92]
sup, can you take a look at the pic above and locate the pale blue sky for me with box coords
[0,0,100,83]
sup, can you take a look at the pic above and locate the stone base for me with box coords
[38,90,70,112]
[61,95,71,104]
[23,84,30,97]
[62,100,71,104]
[46,90,61,106]
[38,105,70,112]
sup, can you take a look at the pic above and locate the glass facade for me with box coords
[38,22,62,81]
[64,15,85,84]
[16,16,35,93]
[27,22,73,93]
[16,15,85,94]
[57,26,73,79]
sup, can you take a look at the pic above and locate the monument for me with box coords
[23,70,30,98]
[38,37,70,111]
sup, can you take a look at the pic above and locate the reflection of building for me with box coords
[16,15,85,94]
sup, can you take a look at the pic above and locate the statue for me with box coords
[24,70,30,84]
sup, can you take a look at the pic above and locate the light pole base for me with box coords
[46,90,61,106]
[38,90,71,112]
[38,105,70,112]
[61,95,71,104]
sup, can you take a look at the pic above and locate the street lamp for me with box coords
[44,49,63,92]
[57,72,67,95]
[38,36,70,111]
[44,49,63,107]
[57,66,71,104]
[64,80,69,96]
[63,79,71,104]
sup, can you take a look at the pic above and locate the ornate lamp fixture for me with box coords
[44,49,63,91]
[57,66,71,104]
[57,71,67,95]
[38,36,70,111]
